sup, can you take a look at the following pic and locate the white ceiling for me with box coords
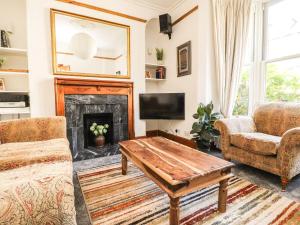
[128,0,185,12]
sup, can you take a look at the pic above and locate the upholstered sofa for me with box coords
[0,117,76,225]
[215,103,300,191]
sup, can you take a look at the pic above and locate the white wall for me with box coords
[26,0,159,137]
[144,0,217,138]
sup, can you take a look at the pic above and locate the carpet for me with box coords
[77,163,300,225]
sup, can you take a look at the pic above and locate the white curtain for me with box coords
[212,0,252,117]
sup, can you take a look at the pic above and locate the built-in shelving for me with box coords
[0,0,30,120]
[0,47,27,56]
[0,107,30,115]
[145,63,166,68]
[145,63,166,81]
[145,78,166,81]
[0,91,29,93]
[0,69,28,76]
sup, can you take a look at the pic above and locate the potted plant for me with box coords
[190,101,222,151]
[155,48,164,65]
[90,123,109,147]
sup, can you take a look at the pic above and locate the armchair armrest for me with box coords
[214,116,256,152]
[0,117,66,144]
[278,127,300,179]
[280,128,300,148]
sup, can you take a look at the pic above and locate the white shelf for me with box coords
[0,107,30,115]
[0,91,29,94]
[145,63,166,68]
[146,78,166,81]
[0,71,28,76]
[0,47,27,56]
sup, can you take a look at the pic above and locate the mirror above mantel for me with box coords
[50,9,131,78]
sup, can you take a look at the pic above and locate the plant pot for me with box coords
[157,59,164,65]
[95,135,105,148]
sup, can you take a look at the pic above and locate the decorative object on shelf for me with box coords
[0,57,5,68]
[145,71,151,78]
[190,101,222,151]
[155,48,164,65]
[177,41,191,77]
[0,30,11,48]
[0,78,5,91]
[155,66,166,79]
[147,48,152,56]
[90,123,109,147]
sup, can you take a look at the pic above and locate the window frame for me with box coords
[262,0,300,102]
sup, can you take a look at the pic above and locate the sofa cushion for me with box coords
[230,132,281,156]
[0,138,72,171]
[253,102,300,136]
[0,161,76,225]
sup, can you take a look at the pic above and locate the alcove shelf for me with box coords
[0,47,27,56]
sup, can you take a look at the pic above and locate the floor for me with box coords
[73,151,300,225]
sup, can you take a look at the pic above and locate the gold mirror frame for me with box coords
[50,9,131,79]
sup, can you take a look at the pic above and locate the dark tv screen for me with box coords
[139,93,185,120]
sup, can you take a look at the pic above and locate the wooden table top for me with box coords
[119,136,234,186]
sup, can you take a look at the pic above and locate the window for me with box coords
[233,66,251,115]
[264,0,300,102]
[233,0,300,116]
[233,13,254,115]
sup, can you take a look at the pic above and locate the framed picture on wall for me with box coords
[177,41,191,77]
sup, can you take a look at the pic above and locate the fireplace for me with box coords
[83,113,114,148]
[54,78,134,161]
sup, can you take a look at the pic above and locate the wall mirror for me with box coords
[50,9,130,78]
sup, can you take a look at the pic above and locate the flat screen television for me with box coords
[139,93,185,120]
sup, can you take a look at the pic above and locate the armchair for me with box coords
[215,103,300,191]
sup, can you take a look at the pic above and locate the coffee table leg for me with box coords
[169,196,180,225]
[218,179,229,213]
[122,153,127,175]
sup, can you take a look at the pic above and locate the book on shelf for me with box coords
[155,66,166,79]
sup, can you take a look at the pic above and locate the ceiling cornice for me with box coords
[167,0,187,13]
[127,0,187,13]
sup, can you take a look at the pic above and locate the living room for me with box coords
[0,0,299,224]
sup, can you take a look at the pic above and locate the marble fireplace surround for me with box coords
[54,78,134,160]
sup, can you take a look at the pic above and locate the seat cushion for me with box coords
[230,132,281,156]
[0,138,71,171]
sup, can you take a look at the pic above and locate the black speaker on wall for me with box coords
[159,14,172,39]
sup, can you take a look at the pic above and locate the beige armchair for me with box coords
[215,103,300,191]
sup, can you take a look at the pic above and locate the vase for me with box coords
[95,135,105,147]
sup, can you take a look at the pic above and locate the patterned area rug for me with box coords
[77,163,300,225]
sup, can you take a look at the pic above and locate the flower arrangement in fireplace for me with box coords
[90,123,109,147]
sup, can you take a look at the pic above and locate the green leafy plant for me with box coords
[155,48,164,61]
[90,123,109,136]
[190,101,222,150]
[0,57,6,68]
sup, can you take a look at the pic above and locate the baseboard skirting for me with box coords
[145,130,197,149]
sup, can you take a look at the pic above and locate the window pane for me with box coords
[265,57,300,102]
[244,12,254,65]
[264,0,300,59]
[233,66,250,115]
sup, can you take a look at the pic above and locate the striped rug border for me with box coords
[77,163,299,225]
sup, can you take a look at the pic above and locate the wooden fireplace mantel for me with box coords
[54,77,135,139]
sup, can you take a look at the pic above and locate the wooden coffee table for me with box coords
[119,137,234,225]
